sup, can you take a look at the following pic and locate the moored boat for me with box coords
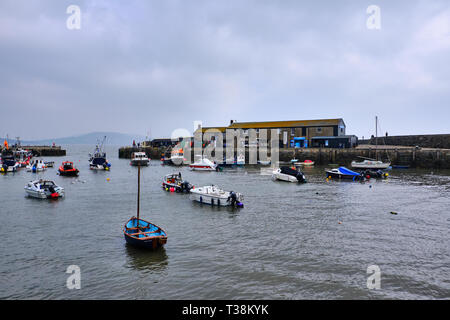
[351,158,391,170]
[1,153,19,173]
[130,152,150,166]
[89,139,111,170]
[297,159,315,166]
[123,163,167,249]
[170,148,185,166]
[162,172,192,192]
[26,159,46,172]
[24,179,64,199]
[189,157,218,171]
[58,161,79,176]
[325,167,365,181]
[123,217,168,249]
[189,185,244,207]
[272,166,306,183]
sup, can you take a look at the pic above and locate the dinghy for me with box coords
[24,179,64,199]
[190,185,244,207]
[272,166,306,183]
[123,163,167,249]
[162,172,192,193]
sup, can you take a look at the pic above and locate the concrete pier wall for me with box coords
[359,134,450,149]
[118,145,450,169]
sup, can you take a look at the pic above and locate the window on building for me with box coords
[291,128,295,135]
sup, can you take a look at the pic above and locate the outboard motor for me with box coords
[296,171,306,183]
[229,191,237,206]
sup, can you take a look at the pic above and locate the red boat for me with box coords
[58,161,79,176]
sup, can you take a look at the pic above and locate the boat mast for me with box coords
[375,116,378,161]
[137,163,140,224]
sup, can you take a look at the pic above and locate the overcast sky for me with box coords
[1,0,449,140]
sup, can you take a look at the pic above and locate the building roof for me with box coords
[195,127,229,133]
[228,118,344,129]
[311,135,357,139]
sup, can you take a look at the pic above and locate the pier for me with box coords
[118,145,450,169]
[21,145,66,157]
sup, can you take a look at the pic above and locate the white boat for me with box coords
[189,157,218,171]
[170,148,185,166]
[26,159,46,172]
[24,179,64,199]
[189,185,244,207]
[272,166,307,183]
[352,116,391,170]
[236,154,245,166]
[351,159,390,169]
[130,152,150,166]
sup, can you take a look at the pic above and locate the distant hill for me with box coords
[1,132,147,146]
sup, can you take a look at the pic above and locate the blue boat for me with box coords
[123,164,167,249]
[123,217,167,249]
[325,167,365,181]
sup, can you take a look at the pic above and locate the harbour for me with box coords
[0,144,449,299]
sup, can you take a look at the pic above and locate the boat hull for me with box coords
[351,161,391,170]
[272,172,298,182]
[130,160,149,166]
[59,170,79,177]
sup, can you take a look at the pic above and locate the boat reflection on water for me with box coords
[124,245,168,272]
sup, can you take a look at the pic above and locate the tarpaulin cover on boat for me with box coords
[338,167,360,176]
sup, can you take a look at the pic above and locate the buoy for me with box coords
[385,173,389,177]
[170,187,175,192]
[106,178,110,182]
[390,211,398,215]
[165,187,169,191]
[338,221,342,224]
[328,176,331,179]
[369,185,372,188]
[326,178,329,182]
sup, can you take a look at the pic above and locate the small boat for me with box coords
[162,172,192,192]
[130,152,150,166]
[360,169,388,179]
[189,185,244,207]
[325,167,365,181]
[170,148,185,166]
[14,149,32,167]
[297,159,315,166]
[89,142,111,170]
[258,159,271,165]
[351,158,391,170]
[290,158,299,164]
[160,152,173,165]
[236,154,245,166]
[58,161,79,176]
[123,163,167,249]
[24,179,64,199]
[272,166,307,183]
[189,157,218,171]
[44,161,54,168]
[1,153,19,173]
[26,159,46,172]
